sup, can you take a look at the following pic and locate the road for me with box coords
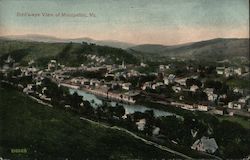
[29,95,53,107]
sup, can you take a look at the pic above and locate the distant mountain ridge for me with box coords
[0,35,249,61]
[0,34,135,49]
[128,38,249,61]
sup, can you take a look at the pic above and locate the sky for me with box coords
[0,0,249,45]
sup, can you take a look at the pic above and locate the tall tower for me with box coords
[122,60,125,68]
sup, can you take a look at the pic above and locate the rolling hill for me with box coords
[0,39,138,67]
[0,36,249,64]
[0,34,135,49]
[128,38,249,61]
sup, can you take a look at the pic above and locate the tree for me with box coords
[156,116,183,141]
[80,101,94,116]
[186,78,202,88]
[144,110,155,136]
[112,104,125,118]
[70,92,83,109]
[214,120,250,159]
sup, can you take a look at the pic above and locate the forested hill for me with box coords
[128,38,249,61]
[0,40,139,67]
[0,34,135,49]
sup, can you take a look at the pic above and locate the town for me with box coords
[2,53,250,116]
[1,50,250,159]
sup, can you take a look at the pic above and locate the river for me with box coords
[69,88,177,117]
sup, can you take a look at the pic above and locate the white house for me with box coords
[233,88,244,94]
[122,83,132,90]
[216,67,225,75]
[171,102,194,110]
[152,127,160,136]
[204,88,218,102]
[47,60,57,71]
[224,67,234,77]
[191,136,218,154]
[23,84,35,94]
[190,85,199,92]
[172,86,182,93]
[175,77,187,86]
[163,77,170,85]
[234,68,242,76]
[238,96,249,103]
[136,119,146,131]
[90,79,100,87]
[140,62,147,67]
[159,65,165,71]
[228,101,244,110]
[142,82,152,90]
[197,104,209,111]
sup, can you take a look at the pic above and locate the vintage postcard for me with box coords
[0,0,249,159]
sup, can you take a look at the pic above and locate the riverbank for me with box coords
[60,82,136,104]
[68,87,176,117]
[60,82,202,116]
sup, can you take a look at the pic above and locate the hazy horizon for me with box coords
[1,33,250,46]
[0,0,249,45]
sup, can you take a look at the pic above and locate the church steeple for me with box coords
[122,60,125,68]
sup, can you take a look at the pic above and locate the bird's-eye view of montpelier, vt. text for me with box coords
[0,0,249,159]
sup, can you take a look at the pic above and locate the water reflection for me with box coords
[69,88,176,117]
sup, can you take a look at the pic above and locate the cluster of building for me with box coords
[1,55,250,117]
[216,66,249,78]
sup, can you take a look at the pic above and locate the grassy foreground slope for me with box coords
[0,87,178,159]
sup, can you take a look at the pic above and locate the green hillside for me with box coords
[0,34,135,49]
[0,40,138,67]
[129,38,249,61]
[0,86,177,159]
[0,40,66,59]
